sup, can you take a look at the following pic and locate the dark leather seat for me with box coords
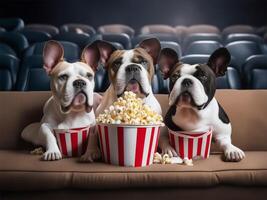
[60,24,96,36]
[226,41,263,72]
[225,34,263,45]
[0,18,24,32]
[186,25,220,34]
[98,24,135,38]
[140,25,176,35]
[184,41,223,55]
[0,54,19,90]
[20,30,51,45]
[16,55,50,91]
[0,32,29,57]
[24,41,80,62]
[243,55,267,89]
[183,33,222,50]
[222,25,256,38]
[24,24,59,36]
[0,43,17,57]
[160,41,182,59]
[132,33,179,47]
[101,33,131,49]
[53,32,91,49]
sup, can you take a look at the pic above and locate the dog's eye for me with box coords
[112,61,121,72]
[86,73,93,79]
[58,74,68,81]
[171,74,179,82]
[200,75,207,82]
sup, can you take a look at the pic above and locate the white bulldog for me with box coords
[21,40,102,161]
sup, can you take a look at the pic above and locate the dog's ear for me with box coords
[43,40,64,75]
[138,38,161,65]
[81,40,116,71]
[158,48,179,79]
[207,47,230,77]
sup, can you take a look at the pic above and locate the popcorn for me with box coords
[30,147,44,155]
[96,91,163,125]
[153,152,192,165]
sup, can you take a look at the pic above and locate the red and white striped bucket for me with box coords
[54,126,93,157]
[97,124,161,167]
[168,128,213,159]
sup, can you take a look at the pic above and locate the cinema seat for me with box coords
[216,67,242,89]
[0,32,29,57]
[256,25,267,37]
[20,30,51,44]
[101,33,131,49]
[222,25,256,37]
[226,41,263,72]
[60,24,96,35]
[187,24,220,34]
[140,24,176,35]
[225,33,263,45]
[132,33,179,47]
[0,18,24,32]
[0,43,17,57]
[16,55,50,91]
[24,41,80,62]
[98,24,135,38]
[183,33,222,50]
[243,55,267,89]
[160,41,182,59]
[0,27,6,32]
[175,25,188,43]
[184,41,223,55]
[0,54,19,90]
[24,24,59,36]
[53,32,91,49]
[94,66,110,92]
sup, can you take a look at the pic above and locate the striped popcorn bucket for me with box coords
[97,124,162,167]
[168,128,213,159]
[54,126,93,157]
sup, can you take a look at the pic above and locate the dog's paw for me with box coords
[224,145,245,162]
[161,145,178,157]
[42,149,62,161]
[80,148,101,162]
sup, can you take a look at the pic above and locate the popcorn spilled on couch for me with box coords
[96,91,163,125]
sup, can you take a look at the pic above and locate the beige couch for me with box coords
[0,90,267,199]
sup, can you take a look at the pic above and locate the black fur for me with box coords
[164,105,183,131]
[218,102,230,124]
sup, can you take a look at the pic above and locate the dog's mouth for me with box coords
[175,91,205,110]
[120,79,149,98]
[61,91,92,113]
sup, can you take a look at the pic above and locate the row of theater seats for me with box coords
[0,18,267,92]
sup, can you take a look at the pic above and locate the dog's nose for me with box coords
[182,78,193,88]
[125,64,141,73]
[73,79,86,89]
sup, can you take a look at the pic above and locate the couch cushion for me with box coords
[0,150,267,190]
[1,91,267,151]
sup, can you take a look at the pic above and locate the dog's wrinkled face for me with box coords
[101,38,161,98]
[43,40,101,114]
[159,47,230,110]
[50,61,95,113]
[107,48,155,98]
[168,63,216,109]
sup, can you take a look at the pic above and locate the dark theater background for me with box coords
[0,0,266,29]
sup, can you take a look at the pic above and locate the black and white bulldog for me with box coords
[158,47,245,162]
[21,40,102,161]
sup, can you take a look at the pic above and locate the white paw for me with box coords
[42,149,62,161]
[224,145,245,162]
[80,148,101,162]
[161,145,178,157]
